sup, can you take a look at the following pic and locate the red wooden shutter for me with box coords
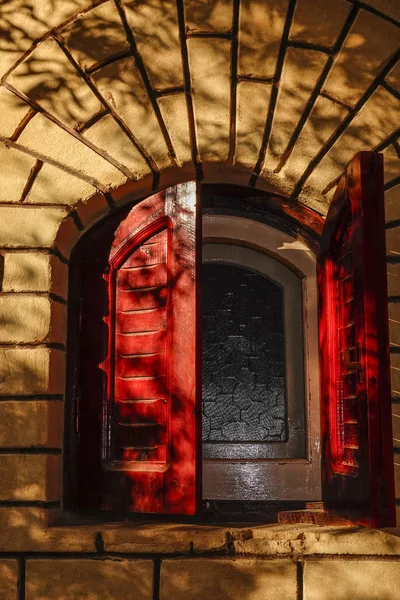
[318,152,395,527]
[98,182,201,514]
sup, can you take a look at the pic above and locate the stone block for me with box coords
[9,38,102,129]
[26,559,153,600]
[238,0,289,79]
[235,81,271,168]
[230,525,400,556]
[0,296,66,344]
[385,187,400,224]
[0,560,18,600]
[103,523,227,554]
[188,38,231,162]
[83,114,150,181]
[18,114,126,188]
[387,268,400,297]
[323,9,399,107]
[0,144,37,203]
[124,0,184,90]
[0,400,63,448]
[306,86,400,194]
[0,507,96,552]
[55,194,110,254]
[160,558,297,600]
[389,304,400,333]
[290,0,350,47]
[0,205,68,248]
[390,361,400,393]
[0,348,65,395]
[383,145,400,186]
[394,461,400,501]
[157,94,192,167]
[26,163,97,205]
[0,454,61,501]
[60,2,129,72]
[360,0,400,23]
[0,86,32,138]
[303,560,400,600]
[386,225,400,255]
[387,61,400,93]
[272,95,347,188]
[389,315,400,343]
[92,58,171,170]
[393,414,400,449]
[3,1,96,38]
[266,48,327,169]
[1,252,68,298]
[185,0,233,34]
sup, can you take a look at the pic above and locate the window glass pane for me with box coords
[202,262,287,443]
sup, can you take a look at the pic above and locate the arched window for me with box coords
[65,153,395,527]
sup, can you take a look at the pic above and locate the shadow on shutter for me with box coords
[70,183,201,516]
[318,152,395,527]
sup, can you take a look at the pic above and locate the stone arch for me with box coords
[0,0,399,535]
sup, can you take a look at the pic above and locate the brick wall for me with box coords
[0,0,399,598]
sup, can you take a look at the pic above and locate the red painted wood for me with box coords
[98,183,200,514]
[318,152,395,527]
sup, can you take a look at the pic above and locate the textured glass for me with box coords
[202,262,287,442]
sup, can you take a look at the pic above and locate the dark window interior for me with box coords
[202,262,286,444]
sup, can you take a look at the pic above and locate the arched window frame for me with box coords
[64,152,395,527]
[201,214,321,501]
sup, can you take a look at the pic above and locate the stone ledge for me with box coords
[0,510,400,555]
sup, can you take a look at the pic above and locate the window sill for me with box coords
[0,507,399,555]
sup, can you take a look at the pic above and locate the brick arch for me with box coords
[54,161,307,261]
[0,0,399,540]
[0,0,398,220]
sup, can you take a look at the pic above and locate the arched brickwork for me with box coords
[0,2,399,596]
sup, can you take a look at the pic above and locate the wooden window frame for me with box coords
[202,215,321,502]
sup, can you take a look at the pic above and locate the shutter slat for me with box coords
[318,152,395,527]
[99,184,200,514]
